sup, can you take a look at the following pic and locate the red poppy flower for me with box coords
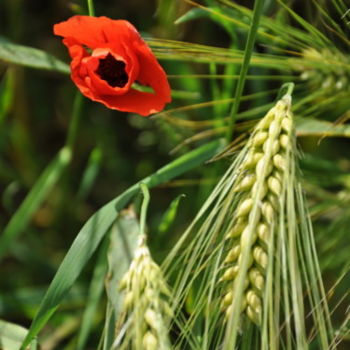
[54,16,171,116]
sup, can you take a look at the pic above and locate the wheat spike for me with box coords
[116,234,172,350]
[221,95,293,325]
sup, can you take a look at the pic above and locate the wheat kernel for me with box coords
[253,246,268,269]
[258,111,275,129]
[236,198,253,217]
[268,120,281,137]
[225,245,241,263]
[143,331,158,350]
[123,291,134,308]
[257,222,269,243]
[253,131,268,146]
[273,154,286,170]
[221,265,239,281]
[226,220,246,239]
[235,174,256,192]
[246,290,261,310]
[268,176,281,195]
[249,268,264,291]
[246,305,261,324]
[224,295,248,318]
[222,291,233,307]
[244,152,264,169]
[240,227,258,248]
[261,201,274,223]
[281,117,292,132]
[280,134,289,148]
[256,158,273,177]
[267,193,279,210]
[144,308,158,329]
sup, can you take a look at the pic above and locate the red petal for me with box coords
[54,16,136,51]
[131,35,171,110]
[54,16,171,116]
[91,88,170,116]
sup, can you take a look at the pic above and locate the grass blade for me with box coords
[0,147,72,260]
[75,238,108,350]
[0,36,70,74]
[226,0,265,141]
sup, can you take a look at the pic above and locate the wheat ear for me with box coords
[221,94,293,325]
[115,234,173,350]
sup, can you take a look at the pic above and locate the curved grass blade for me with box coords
[19,139,224,350]
[0,36,70,74]
[0,319,37,350]
[226,0,265,142]
[158,194,185,236]
[75,238,109,350]
[0,147,72,260]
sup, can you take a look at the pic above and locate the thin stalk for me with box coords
[139,183,150,236]
[87,0,95,16]
[65,93,83,151]
[226,0,265,142]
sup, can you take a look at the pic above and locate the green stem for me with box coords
[65,93,83,151]
[277,82,295,100]
[226,0,265,142]
[87,0,95,16]
[139,183,150,236]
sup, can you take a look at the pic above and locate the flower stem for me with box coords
[87,0,95,16]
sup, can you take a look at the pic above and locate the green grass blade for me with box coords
[77,146,103,200]
[0,147,72,260]
[158,194,185,236]
[0,319,35,350]
[19,139,223,350]
[296,117,350,138]
[0,68,15,124]
[75,238,108,350]
[226,0,265,142]
[0,36,70,74]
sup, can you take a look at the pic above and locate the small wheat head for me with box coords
[117,235,173,350]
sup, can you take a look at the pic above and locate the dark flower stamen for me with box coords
[96,53,128,87]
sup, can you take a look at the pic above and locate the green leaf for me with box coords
[0,319,37,350]
[175,8,206,25]
[0,68,15,124]
[158,194,185,235]
[296,116,350,138]
[75,238,108,350]
[77,146,103,200]
[19,139,224,349]
[0,36,70,74]
[226,0,265,142]
[0,147,72,260]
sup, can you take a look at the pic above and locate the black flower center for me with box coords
[95,53,128,88]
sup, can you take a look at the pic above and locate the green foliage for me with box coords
[0,36,70,74]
